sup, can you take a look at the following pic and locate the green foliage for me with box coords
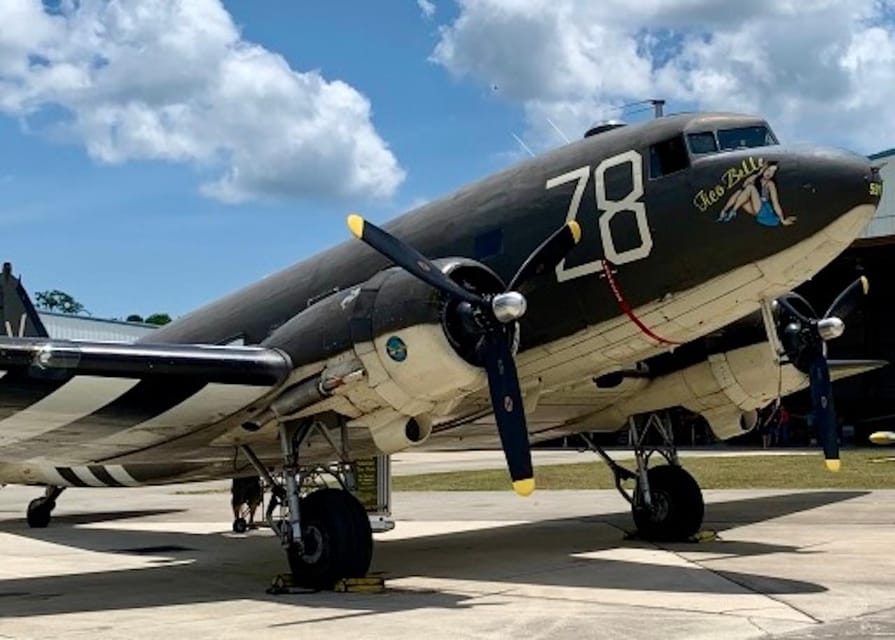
[144,313,172,326]
[126,314,144,323]
[34,290,86,315]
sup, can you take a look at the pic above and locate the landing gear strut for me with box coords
[240,419,373,590]
[581,412,704,541]
[26,486,64,528]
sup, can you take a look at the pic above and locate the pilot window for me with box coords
[717,125,778,151]
[649,135,689,178]
[687,132,718,155]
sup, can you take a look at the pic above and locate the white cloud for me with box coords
[418,0,436,19]
[0,0,405,204]
[432,0,895,152]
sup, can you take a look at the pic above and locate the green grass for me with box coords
[393,450,895,491]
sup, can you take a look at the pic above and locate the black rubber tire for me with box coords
[287,488,373,590]
[26,497,54,529]
[632,465,704,542]
[232,517,248,533]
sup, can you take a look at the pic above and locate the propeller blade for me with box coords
[776,294,814,325]
[347,214,482,305]
[823,275,869,321]
[808,350,840,471]
[508,221,582,293]
[480,329,534,496]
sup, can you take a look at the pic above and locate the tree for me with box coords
[35,290,86,315]
[125,314,144,323]
[144,313,172,326]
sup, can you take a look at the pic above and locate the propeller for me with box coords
[775,275,869,472]
[347,214,581,496]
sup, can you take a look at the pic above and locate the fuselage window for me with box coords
[649,135,690,178]
[687,132,718,155]
[717,125,778,151]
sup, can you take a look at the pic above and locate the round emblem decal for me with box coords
[385,336,408,362]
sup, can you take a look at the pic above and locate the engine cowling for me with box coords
[263,258,506,453]
[583,342,809,440]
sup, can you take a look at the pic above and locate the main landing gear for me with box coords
[239,419,373,590]
[26,486,65,528]
[581,412,704,541]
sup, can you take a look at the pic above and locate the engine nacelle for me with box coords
[264,258,503,453]
[584,342,809,440]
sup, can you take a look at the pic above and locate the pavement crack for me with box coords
[658,543,823,625]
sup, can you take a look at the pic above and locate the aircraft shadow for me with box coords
[0,490,866,618]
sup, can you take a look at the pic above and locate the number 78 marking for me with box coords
[549,150,653,283]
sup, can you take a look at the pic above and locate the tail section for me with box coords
[1,262,48,338]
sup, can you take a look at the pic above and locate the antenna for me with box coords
[545,117,570,144]
[512,133,535,158]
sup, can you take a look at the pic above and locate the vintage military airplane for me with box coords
[0,112,883,588]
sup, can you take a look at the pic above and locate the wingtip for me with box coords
[825,458,841,472]
[347,213,364,239]
[568,220,582,244]
[512,478,535,497]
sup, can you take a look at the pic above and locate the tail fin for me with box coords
[1,262,49,338]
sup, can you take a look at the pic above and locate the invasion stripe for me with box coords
[88,465,124,487]
[93,383,269,454]
[1,379,208,459]
[0,371,69,422]
[71,466,107,487]
[105,465,141,487]
[0,376,140,448]
[55,467,88,487]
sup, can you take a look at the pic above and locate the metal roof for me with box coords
[38,311,157,343]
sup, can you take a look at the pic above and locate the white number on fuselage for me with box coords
[550,150,653,282]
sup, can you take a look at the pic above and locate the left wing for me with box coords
[0,337,292,386]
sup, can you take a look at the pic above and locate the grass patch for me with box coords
[393,449,895,491]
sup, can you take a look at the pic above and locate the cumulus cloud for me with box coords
[432,0,895,152]
[0,0,405,203]
[418,0,436,19]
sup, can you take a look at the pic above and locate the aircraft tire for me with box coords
[26,497,54,528]
[232,517,248,533]
[632,465,704,541]
[287,488,373,589]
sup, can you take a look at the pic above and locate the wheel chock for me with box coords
[333,575,386,594]
[690,529,720,543]
[266,573,386,595]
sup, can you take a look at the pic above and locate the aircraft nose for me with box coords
[784,145,880,241]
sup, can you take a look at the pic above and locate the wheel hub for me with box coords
[301,524,325,564]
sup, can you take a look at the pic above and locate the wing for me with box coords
[0,337,291,386]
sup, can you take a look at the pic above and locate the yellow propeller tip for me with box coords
[568,220,582,244]
[347,213,365,239]
[870,431,895,445]
[512,478,535,497]
[861,275,870,295]
[825,459,841,472]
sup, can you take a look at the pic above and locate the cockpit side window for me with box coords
[649,134,690,178]
[717,125,778,151]
[687,132,718,155]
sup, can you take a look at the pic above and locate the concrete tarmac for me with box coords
[1,484,895,639]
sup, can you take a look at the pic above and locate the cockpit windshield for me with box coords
[717,125,777,150]
[686,123,778,157]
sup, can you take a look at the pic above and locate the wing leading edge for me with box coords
[0,337,293,386]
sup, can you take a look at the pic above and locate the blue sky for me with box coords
[1,1,893,320]
[2,1,521,319]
